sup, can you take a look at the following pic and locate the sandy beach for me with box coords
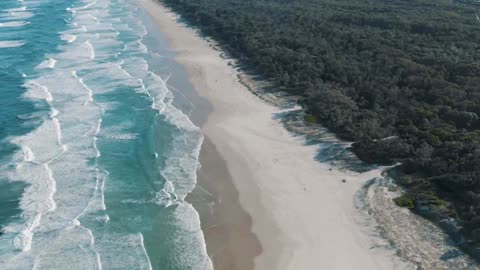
[138,0,415,269]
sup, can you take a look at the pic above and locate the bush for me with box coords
[303,114,317,124]
[393,194,416,209]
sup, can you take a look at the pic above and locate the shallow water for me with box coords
[0,0,211,269]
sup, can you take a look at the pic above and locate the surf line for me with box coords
[13,82,64,252]
[72,63,108,268]
[84,40,96,59]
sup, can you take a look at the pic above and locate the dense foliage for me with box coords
[160,0,480,257]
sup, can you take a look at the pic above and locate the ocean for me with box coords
[0,0,212,269]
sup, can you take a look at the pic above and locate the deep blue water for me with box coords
[0,0,211,269]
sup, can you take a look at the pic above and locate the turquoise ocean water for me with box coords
[0,0,212,269]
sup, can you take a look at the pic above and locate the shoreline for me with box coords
[187,138,262,270]
[138,0,415,269]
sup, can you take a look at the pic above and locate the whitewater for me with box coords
[0,0,212,269]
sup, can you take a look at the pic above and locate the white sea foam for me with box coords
[7,6,27,12]
[104,133,138,140]
[139,233,153,270]
[97,168,107,211]
[84,41,95,59]
[7,123,62,251]
[22,146,35,162]
[95,214,109,223]
[93,121,102,157]
[0,21,29,27]
[166,203,213,269]
[43,163,57,212]
[151,180,176,207]
[88,14,99,21]
[52,118,63,146]
[72,70,94,103]
[36,58,57,69]
[78,1,98,11]
[13,213,40,251]
[3,11,33,20]
[61,34,77,43]
[66,7,76,14]
[121,198,147,204]
[23,81,53,102]
[0,40,25,48]
[125,39,148,54]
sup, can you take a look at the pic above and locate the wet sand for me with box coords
[188,138,261,270]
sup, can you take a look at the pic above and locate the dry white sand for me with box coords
[138,0,415,269]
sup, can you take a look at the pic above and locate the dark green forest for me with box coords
[159,0,480,258]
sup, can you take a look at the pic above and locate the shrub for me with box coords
[303,114,317,124]
[393,194,416,209]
